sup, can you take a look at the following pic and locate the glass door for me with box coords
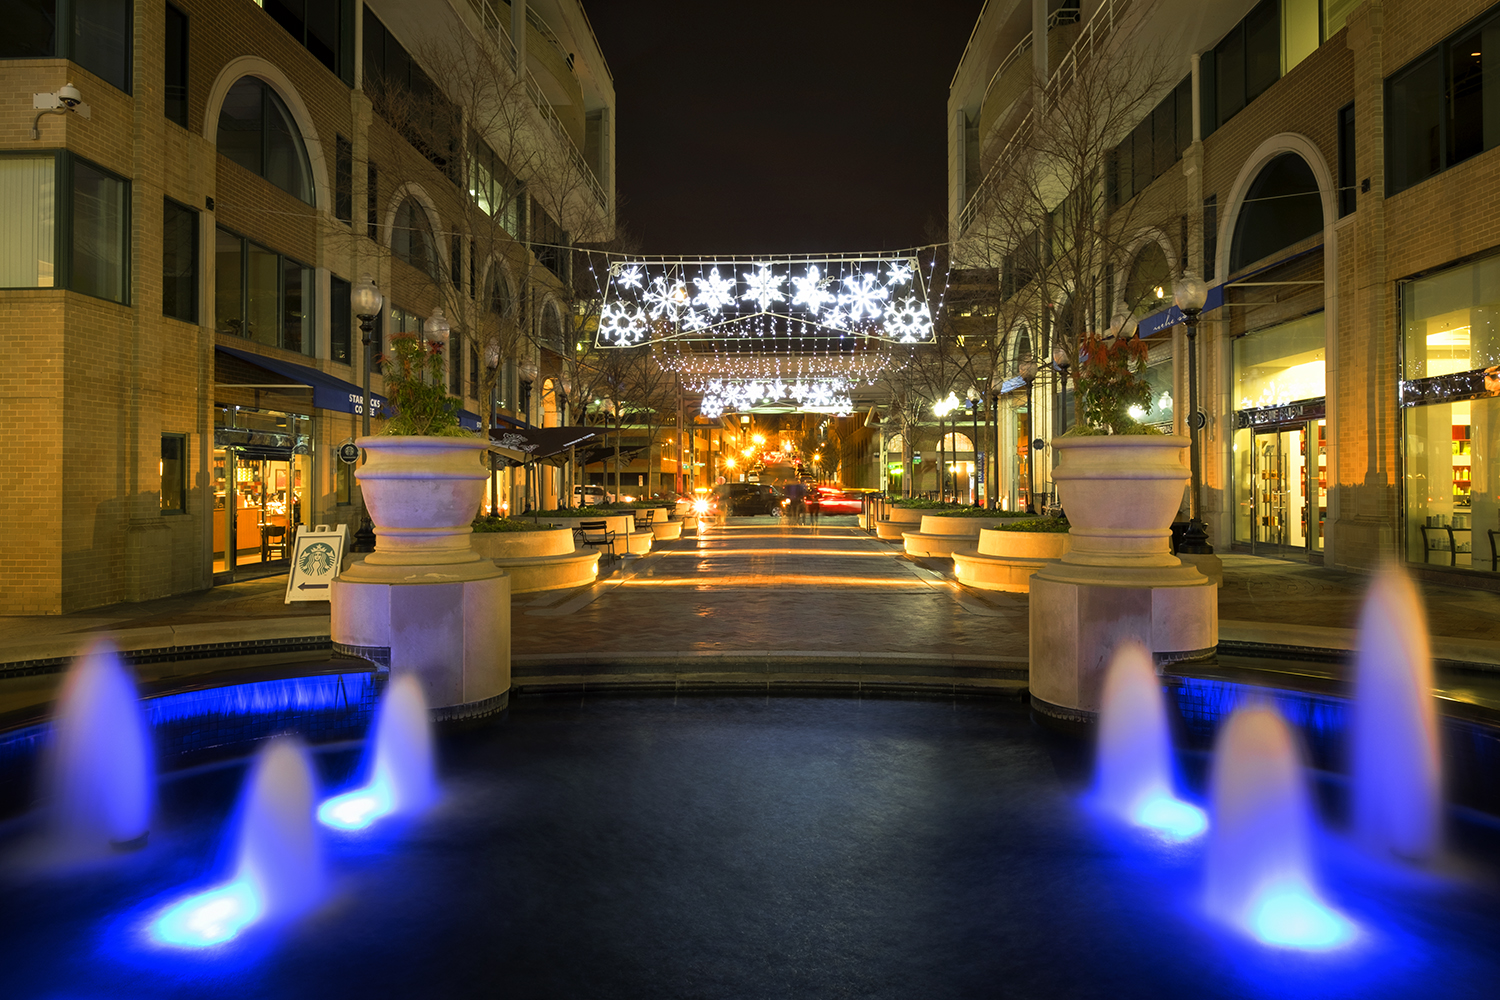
[1250,422,1317,559]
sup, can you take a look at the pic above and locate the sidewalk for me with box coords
[3,536,1498,703]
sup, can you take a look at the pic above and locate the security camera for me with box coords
[31,82,90,138]
[56,82,83,108]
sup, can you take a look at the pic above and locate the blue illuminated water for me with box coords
[46,640,153,852]
[1096,642,1207,839]
[1,696,1496,999]
[319,674,434,831]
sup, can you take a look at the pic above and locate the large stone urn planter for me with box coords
[1029,435,1215,723]
[953,526,1071,592]
[331,436,509,723]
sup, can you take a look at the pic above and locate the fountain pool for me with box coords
[1,694,1497,999]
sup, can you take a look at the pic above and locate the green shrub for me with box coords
[995,517,1070,533]
[536,506,617,516]
[471,516,555,533]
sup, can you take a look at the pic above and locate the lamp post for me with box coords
[423,307,450,377]
[1172,271,1212,554]
[1019,357,1038,512]
[352,275,383,438]
[966,385,982,506]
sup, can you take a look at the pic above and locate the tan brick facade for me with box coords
[0,0,613,613]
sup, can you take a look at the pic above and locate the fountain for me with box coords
[1205,705,1353,949]
[151,738,324,947]
[1352,565,1441,861]
[47,640,152,853]
[1095,641,1206,839]
[318,674,436,831]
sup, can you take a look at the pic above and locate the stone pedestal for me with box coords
[332,567,510,723]
[1028,571,1216,722]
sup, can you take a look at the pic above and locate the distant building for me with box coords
[0,0,615,612]
[951,0,1500,582]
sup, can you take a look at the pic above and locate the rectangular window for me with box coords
[266,0,355,85]
[469,343,480,400]
[1244,0,1281,101]
[1152,98,1177,177]
[449,332,464,396]
[0,156,57,288]
[215,226,314,355]
[164,4,188,128]
[70,157,129,303]
[1203,195,1218,282]
[451,233,462,288]
[1216,23,1246,125]
[162,197,198,322]
[160,433,187,513]
[335,135,352,223]
[1175,76,1193,153]
[1387,52,1443,195]
[336,452,352,504]
[73,0,132,93]
[1337,104,1356,216]
[469,240,476,300]
[330,274,352,364]
[366,160,378,240]
[1131,118,1152,195]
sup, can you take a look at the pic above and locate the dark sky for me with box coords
[583,1,987,257]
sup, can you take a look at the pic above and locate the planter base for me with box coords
[490,550,600,593]
[952,550,1052,592]
[1028,573,1216,720]
[903,531,982,559]
[330,569,510,717]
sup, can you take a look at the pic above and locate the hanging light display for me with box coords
[595,253,935,347]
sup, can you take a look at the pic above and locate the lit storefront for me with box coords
[213,406,312,578]
[1230,312,1327,558]
[1400,256,1500,574]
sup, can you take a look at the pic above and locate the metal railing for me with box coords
[464,0,609,210]
[956,0,1129,237]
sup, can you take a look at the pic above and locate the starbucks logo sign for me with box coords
[298,542,337,576]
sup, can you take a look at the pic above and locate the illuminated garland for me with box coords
[697,378,856,419]
[597,255,934,347]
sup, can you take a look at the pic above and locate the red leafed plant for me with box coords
[378,333,466,436]
[1073,332,1157,436]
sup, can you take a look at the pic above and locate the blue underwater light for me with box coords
[317,778,395,831]
[1133,794,1208,840]
[1248,884,1355,950]
[149,879,262,947]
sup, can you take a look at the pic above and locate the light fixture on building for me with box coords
[32,82,90,139]
[1172,271,1211,555]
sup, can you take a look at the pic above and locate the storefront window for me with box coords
[212,406,312,578]
[1402,256,1500,573]
[1233,313,1326,410]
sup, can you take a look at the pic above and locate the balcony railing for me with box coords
[465,0,609,210]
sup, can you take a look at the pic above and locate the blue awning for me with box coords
[216,345,480,429]
[1136,283,1227,339]
[216,345,386,417]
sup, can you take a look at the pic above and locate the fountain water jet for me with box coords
[318,674,436,831]
[151,738,324,947]
[1352,565,1441,861]
[1095,642,1206,839]
[47,640,152,852]
[1206,705,1352,949]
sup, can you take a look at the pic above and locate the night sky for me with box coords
[583,1,987,257]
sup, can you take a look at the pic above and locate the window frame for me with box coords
[160,432,188,514]
[214,225,316,356]
[1,0,133,94]
[215,76,315,206]
[334,134,353,224]
[164,3,189,128]
[0,150,131,303]
[162,195,198,323]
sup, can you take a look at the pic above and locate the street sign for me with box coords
[912,451,922,463]
[285,524,347,603]
[337,441,360,464]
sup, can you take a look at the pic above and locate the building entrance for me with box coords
[1234,416,1326,559]
[213,407,312,582]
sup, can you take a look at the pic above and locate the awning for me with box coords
[489,425,599,464]
[216,345,480,430]
[580,444,645,467]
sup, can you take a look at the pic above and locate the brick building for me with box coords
[0,0,615,613]
[951,0,1500,585]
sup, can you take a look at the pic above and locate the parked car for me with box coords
[710,482,781,516]
[574,484,636,505]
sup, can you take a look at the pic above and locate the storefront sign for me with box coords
[1234,398,1326,430]
[337,441,360,464]
[284,524,347,604]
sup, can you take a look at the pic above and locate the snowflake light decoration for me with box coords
[838,273,890,321]
[614,263,645,290]
[885,260,912,286]
[884,296,934,343]
[643,276,691,321]
[694,267,737,314]
[740,264,786,311]
[598,301,649,345]
[791,265,835,315]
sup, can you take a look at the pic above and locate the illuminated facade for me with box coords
[0,0,615,612]
[950,0,1500,582]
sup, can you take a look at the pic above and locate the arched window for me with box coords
[1125,243,1171,316]
[541,302,564,350]
[1230,153,1322,273]
[216,77,313,204]
[489,268,513,318]
[392,197,437,278]
[1013,324,1033,364]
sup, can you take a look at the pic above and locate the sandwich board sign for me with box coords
[284,524,347,603]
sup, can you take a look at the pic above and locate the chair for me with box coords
[1489,528,1499,572]
[1419,524,1457,565]
[577,520,618,561]
[264,524,290,561]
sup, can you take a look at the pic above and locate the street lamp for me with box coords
[1172,271,1212,554]
[966,385,982,506]
[1019,358,1039,513]
[352,275,383,438]
[423,307,450,372]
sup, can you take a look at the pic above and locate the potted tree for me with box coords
[1049,323,1191,574]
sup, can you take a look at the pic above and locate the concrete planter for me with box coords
[874,505,926,541]
[542,513,652,556]
[651,519,684,541]
[471,527,574,560]
[470,526,599,594]
[903,514,1002,558]
[953,527,1071,593]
